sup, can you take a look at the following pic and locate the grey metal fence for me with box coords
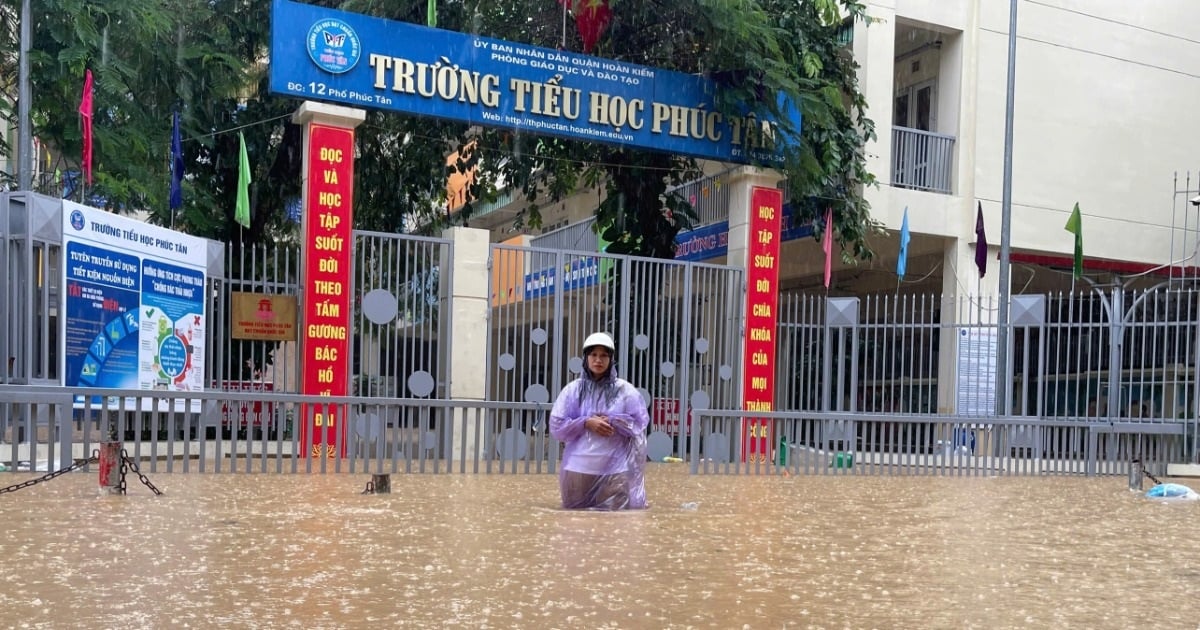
[487,244,744,458]
[5,187,1200,477]
[3,192,72,386]
[770,288,1200,473]
[687,410,1183,478]
[0,386,556,475]
[350,230,450,399]
[210,241,301,404]
[208,231,450,410]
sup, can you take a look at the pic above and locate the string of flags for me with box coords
[890,201,1083,283]
[76,68,258,227]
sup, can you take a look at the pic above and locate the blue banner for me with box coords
[673,203,814,262]
[524,258,600,300]
[63,241,141,389]
[268,0,800,165]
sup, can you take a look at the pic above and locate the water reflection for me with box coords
[1,467,1197,628]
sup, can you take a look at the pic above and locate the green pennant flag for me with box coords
[597,221,613,283]
[427,0,437,27]
[1064,202,1082,279]
[235,131,251,228]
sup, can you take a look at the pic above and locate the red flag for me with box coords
[560,0,611,54]
[823,207,834,289]
[78,69,94,185]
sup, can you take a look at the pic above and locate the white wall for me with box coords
[969,0,1200,265]
[857,0,1200,279]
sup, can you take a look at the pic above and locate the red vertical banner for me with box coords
[742,187,782,463]
[300,124,355,459]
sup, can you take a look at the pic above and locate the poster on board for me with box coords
[61,201,208,404]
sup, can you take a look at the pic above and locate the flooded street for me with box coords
[1,466,1198,629]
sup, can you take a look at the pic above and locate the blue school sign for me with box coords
[268,0,800,165]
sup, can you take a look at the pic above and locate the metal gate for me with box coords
[487,244,744,462]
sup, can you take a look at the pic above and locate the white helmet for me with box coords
[582,332,615,353]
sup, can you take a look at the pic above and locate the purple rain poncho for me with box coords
[549,371,650,510]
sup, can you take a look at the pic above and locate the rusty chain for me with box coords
[1132,457,1164,488]
[0,450,163,496]
[120,450,163,496]
[0,452,99,495]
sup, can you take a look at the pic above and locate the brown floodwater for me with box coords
[1,466,1198,629]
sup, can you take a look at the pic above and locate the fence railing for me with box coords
[2,386,1187,478]
[687,409,1186,477]
[0,386,561,475]
[892,126,955,194]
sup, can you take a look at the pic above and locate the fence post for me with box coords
[440,226,491,463]
[1128,457,1143,491]
[98,441,122,495]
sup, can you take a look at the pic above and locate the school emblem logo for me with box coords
[306,18,361,74]
[70,209,85,231]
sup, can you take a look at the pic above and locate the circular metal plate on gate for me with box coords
[407,371,436,398]
[660,361,676,378]
[705,432,729,462]
[362,289,399,325]
[496,427,528,461]
[693,337,709,354]
[567,357,583,374]
[355,412,381,441]
[633,334,650,350]
[421,430,438,452]
[524,383,550,404]
[637,387,652,408]
[646,431,673,462]
[718,365,733,381]
[690,390,711,411]
[530,327,548,346]
[498,353,516,371]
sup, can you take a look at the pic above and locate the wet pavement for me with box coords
[1,466,1197,629]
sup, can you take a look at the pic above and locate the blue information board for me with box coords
[61,201,208,398]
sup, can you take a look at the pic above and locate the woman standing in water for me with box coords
[549,332,649,510]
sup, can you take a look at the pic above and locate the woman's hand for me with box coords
[584,415,615,437]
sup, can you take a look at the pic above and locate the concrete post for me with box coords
[292,101,365,459]
[98,441,122,495]
[724,166,784,465]
[936,237,1003,415]
[370,473,391,494]
[441,227,491,462]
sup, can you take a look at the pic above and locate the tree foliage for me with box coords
[0,0,878,259]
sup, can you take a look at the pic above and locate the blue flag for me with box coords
[896,207,910,279]
[169,111,184,211]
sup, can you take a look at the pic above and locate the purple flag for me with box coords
[975,201,988,278]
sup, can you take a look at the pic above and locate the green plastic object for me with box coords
[775,437,787,466]
[831,451,854,469]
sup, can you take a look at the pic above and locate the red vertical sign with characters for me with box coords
[742,187,782,463]
[300,124,355,459]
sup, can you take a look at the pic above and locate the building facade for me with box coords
[462,1,1200,299]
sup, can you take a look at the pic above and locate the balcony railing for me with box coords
[892,126,955,194]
